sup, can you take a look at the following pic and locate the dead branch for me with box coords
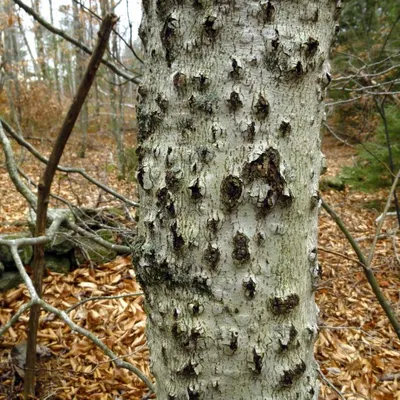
[66,292,144,313]
[25,14,118,398]
[321,197,400,340]
[1,118,139,207]
[0,123,37,209]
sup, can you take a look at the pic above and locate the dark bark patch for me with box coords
[165,169,182,190]
[229,58,243,80]
[229,330,239,351]
[156,187,176,217]
[171,222,185,250]
[173,72,187,89]
[156,0,174,17]
[203,15,218,39]
[221,175,243,210]
[334,1,342,21]
[280,361,306,387]
[306,37,319,57]
[207,217,220,234]
[189,178,204,200]
[294,61,303,76]
[192,74,209,91]
[243,121,256,142]
[312,8,319,22]
[198,146,214,163]
[243,277,256,299]
[173,307,181,320]
[253,348,263,374]
[139,257,174,285]
[279,120,291,136]
[187,387,200,400]
[243,148,280,182]
[232,232,250,263]
[260,1,276,23]
[242,149,291,213]
[305,326,318,342]
[137,106,163,141]
[188,301,203,315]
[253,94,269,120]
[137,166,145,189]
[156,93,168,112]
[179,360,199,377]
[191,274,212,295]
[137,84,148,99]
[279,325,298,352]
[227,91,243,111]
[310,191,319,209]
[256,231,265,245]
[188,94,214,114]
[271,31,280,50]
[138,22,148,50]
[270,294,300,315]
[204,244,220,269]
[161,15,178,67]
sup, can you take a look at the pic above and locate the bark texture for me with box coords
[135,1,337,399]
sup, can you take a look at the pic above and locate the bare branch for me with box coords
[66,292,144,313]
[367,167,400,267]
[321,198,400,339]
[1,118,139,207]
[12,0,141,84]
[0,122,37,209]
[65,219,131,254]
[0,301,33,338]
[25,15,119,397]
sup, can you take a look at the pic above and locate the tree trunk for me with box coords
[32,0,47,80]
[135,1,337,398]
[72,0,88,158]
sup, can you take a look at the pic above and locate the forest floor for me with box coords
[0,131,399,399]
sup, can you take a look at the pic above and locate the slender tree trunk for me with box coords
[72,0,88,157]
[101,0,126,175]
[135,1,337,398]
[17,13,39,78]
[32,0,47,80]
[48,0,62,104]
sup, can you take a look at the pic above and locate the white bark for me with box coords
[135,1,337,399]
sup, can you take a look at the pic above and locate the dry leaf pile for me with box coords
[0,256,151,399]
[0,134,399,399]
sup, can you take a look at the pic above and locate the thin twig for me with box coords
[319,247,364,267]
[66,292,144,313]
[321,198,400,339]
[318,367,346,400]
[367,167,400,266]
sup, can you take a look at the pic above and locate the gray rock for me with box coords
[0,271,23,292]
[74,237,117,265]
[0,232,33,264]
[45,230,75,255]
[44,254,71,274]
[320,176,345,192]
